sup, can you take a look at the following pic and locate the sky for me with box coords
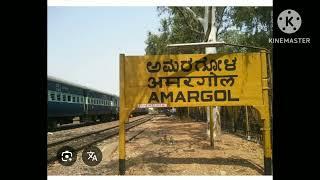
[48,7,160,96]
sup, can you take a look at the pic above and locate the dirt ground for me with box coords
[47,115,264,175]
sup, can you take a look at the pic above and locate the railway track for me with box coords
[47,115,154,163]
[49,120,109,132]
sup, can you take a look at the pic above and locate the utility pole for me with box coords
[202,7,220,146]
[178,6,221,146]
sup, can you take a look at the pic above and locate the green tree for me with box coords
[145,7,272,55]
[228,7,273,50]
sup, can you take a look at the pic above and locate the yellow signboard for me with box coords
[121,52,265,110]
[118,51,272,175]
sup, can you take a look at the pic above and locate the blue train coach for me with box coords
[47,76,119,129]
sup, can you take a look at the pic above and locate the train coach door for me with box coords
[83,90,88,115]
[84,96,89,114]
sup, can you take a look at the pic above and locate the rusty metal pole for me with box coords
[209,107,214,147]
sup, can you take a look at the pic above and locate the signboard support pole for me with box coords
[255,51,272,175]
[263,111,272,175]
[209,106,214,147]
[119,54,127,175]
[260,86,272,175]
[119,113,126,175]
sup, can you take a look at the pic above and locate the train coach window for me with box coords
[81,97,83,103]
[50,93,56,101]
[72,96,76,102]
[68,95,71,102]
[62,94,66,102]
[57,94,61,101]
[77,97,80,103]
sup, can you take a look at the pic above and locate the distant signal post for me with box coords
[119,52,272,175]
